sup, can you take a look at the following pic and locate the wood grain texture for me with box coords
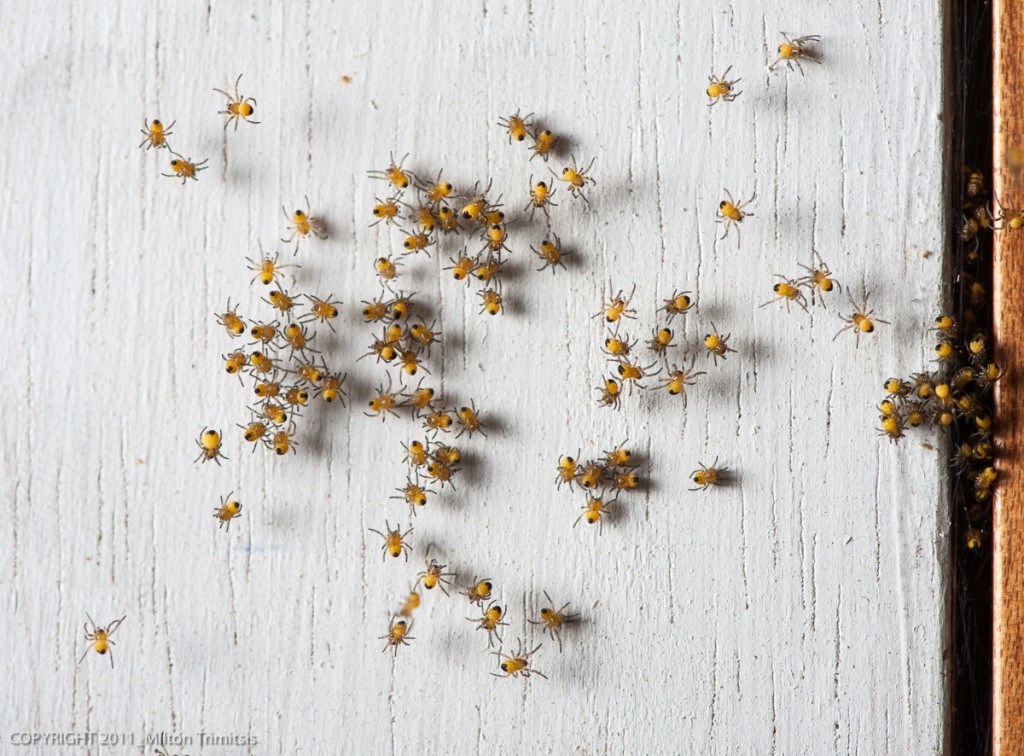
[0,1,949,753]
[993,0,1024,751]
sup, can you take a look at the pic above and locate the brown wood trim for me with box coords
[993,0,1024,751]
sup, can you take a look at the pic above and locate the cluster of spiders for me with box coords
[869,165,1009,554]
[592,283,738,410]
[382,558,578,680]
[706,32,822,108]
[363,149,593,327]
[193,249,346,472]
[553,442,645,534]
[943,163,1013,556]
[139,73,263,185]
[704,34,823,245]
[359,118,603,676]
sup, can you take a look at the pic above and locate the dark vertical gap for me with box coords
[951,1,993,753]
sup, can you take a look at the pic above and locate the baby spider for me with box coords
[162,152,208,185]
[360,328,400,364]
[282,196,327,252]
[213,493,242,530]
[139,118,174,150]
[407,319,440,355]
[361,291,391,323]
[479,287,504,316]
[603,329,636,359]
[702,322,737,365]
[556,453,580,490]
[611,471,641,492]
[195,428,227,465]
[425,458,459,490]
[417,169,455,206]
[437,205,461,234]
[370,195,402,227]
[417,558,456,595]
[411,204,437,234]
[706,65,742,105]
[249,350,278,377]
[380,616,414,656]
[797,252,841,306]
[238,418,268,450]
[387,291,416,321]
[596,377,622,410]
[528,592,578,652]
[690,458,727,491]
[391,477,432,515]
[423,408,455,437]
[283,384,311,413]
[317,371,348,405]
[295,359,327,385]
[462,577,494,606]
[213,74,259,130]
[902,401,927,428]
[595,282,637,323]
[524,176,558,220]
[978,361,1006,391]
[402,439,431,469]
[282,322,317,359]
[223,351,248,381]
[759,275,808,312]
[432,444,461,467]
[533,235,569,274]
[366,376,407,421]
[996,202,1024,232]
[961,203,994,246]
[479,224,510,257]
[459,179,499,224]
[770,33,822,75]
[933,313,954,340]
[878,413,904,443]
[368,152,414,191]
[660,290,695,321]
[402,228,435,256]
[79,613,126,667]
[270,423,298,456]
[833,293,889,346]
[398,349,428,377]
[264,287,296,317]
[574,495,610,533]
[455,401,486,438]
[716,190,754,241]
[616,357,662,393]
[498,111,535,143]
[468,601,508,647]
[603,441,637,469]
[578,462,606,490]
[399,587,421,617]
[445,250,480,282]
[369,520,414,561]
[247,246,298,287]
[555,155,596,203]
[657,356,706,402]
[216,299,246,338]
[646,326,676,355]
[530,128,558,161]
[474,253,506,284]
[408,380,436,419]
[301,293,342,331]
[492,638,547,680]
[963,165,986,198]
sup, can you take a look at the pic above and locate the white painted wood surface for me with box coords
[1,1,950,753]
